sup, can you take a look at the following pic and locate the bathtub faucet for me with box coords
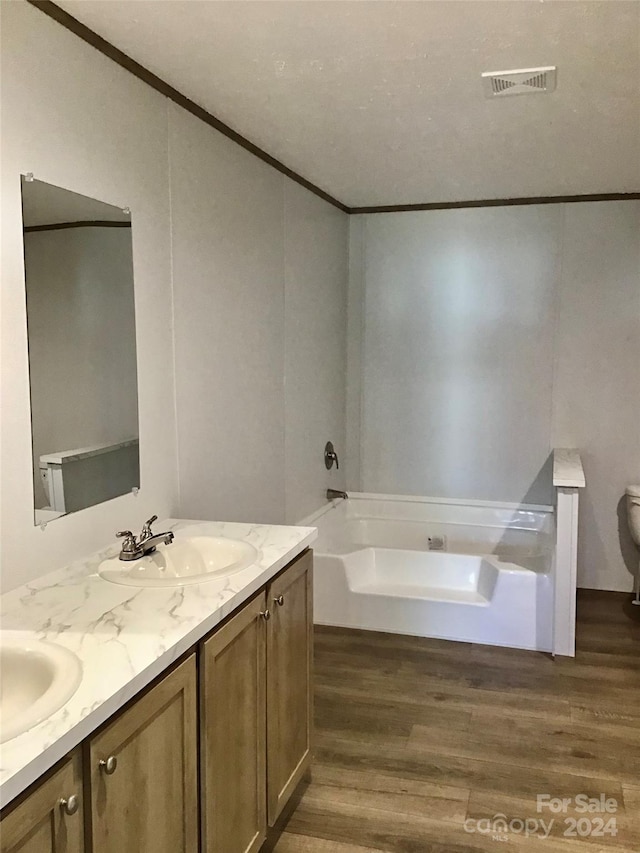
[327,488,348,501]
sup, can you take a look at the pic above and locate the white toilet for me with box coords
[627,485,640,604]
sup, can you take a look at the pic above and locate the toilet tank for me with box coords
[627,484,640,548]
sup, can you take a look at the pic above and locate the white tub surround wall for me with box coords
[308,494,554,652]
[553,449,586,657]
[552,202,640,592]
[347,201,640,592]
[345,217,365,489]
[1,2,177,591]
[0,520,316,808]
[284,182,349,523]
[347,207,560,505]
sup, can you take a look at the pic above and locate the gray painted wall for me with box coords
[1,1,177,591]
[1,2,349,591]
[169,104,349,526]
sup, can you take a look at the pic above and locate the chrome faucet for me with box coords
[326,488,348,501]
[116,515,174,561]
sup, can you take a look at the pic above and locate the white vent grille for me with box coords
[482,66,557,98]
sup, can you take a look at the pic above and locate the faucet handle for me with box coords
[140,515,158,541]
[116,531,138,553]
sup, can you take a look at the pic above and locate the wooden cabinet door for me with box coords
[1,751,84,853]
[200,593,267,853]
[88,655,197,853]
[266,550,313,825]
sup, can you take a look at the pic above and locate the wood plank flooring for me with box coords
[272,591,640,853]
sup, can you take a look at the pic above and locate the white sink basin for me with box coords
[0,638,82,743]
[98,536,260,587]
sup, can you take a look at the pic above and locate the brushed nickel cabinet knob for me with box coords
[261,609,271,621]
[99,755,118,775]
[274,595,285,606]
[59,794,79,816]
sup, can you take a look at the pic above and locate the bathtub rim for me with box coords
[298,491,554,529]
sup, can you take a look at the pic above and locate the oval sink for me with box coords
[98,536,260,587]
[0,638,82,743]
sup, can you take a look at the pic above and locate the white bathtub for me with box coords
[306,493,555,652]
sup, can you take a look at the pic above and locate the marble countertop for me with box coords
[0,518,316,808]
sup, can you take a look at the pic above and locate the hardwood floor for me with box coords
[272,591,640,853]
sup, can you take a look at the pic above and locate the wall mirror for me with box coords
[21,176,140,526]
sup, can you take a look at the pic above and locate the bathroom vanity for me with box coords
[0,520,315,853]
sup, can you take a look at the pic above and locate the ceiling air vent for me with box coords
[482,66,557,98]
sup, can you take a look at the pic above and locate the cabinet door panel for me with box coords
[200,593,267,853]
[88,655,197,853]
[1,752,84,853]
[267,550,313,825]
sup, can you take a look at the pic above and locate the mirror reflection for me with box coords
[21,176,140,526]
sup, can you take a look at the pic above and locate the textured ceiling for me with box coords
[55,0,640,207]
